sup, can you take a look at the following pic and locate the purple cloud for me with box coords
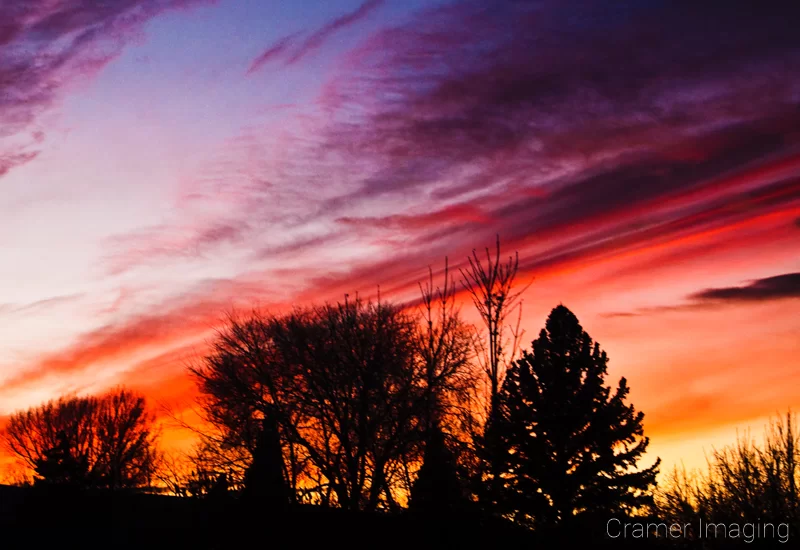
[690,273,800,303]
[0,0,212,180]
[247,0,384,73]
[105,0,800,304]
[246,32,300,75]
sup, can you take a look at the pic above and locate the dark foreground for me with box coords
[0,484,773,549]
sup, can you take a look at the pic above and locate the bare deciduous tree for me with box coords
[409,259,478,510]
[460,235,530,419]
[190,297,425,511]
[416,257,475,433]
[152,450,193,497]
[1,387,159,490]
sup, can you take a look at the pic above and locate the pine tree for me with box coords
[241,412,291,509]
[208,472,230,499]
[33,430,91,487]
[410,422,467,514]
[484,305,660,528]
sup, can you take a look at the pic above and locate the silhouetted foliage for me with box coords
[33,430,91,487]
[0,483,546,550]
[191,296,425,510]
[185,468,221,498]
[241,412,291,509]
[483,305,659,528]
[410,422,467,513]
[2,388,159,490]
[207,472,230,500]
[657,411,799,546]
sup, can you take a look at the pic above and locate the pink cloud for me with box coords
[102,220,251,275]
[0,150,39,177]
[0,275,282,399]
[7,0,795,468]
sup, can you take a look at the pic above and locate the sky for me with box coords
[1,0,799,478]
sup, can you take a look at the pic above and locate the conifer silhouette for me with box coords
[483,305,659,528]
[208,472,230,499]
[410,422,466,513]
[241,411,291,509]
[33,430,91,487]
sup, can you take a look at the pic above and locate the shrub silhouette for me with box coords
[657,411,799,546]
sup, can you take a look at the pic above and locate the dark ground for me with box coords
[0,484,706,549]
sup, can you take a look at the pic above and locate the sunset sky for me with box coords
[1,0,799,478]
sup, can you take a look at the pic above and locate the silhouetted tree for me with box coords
[184,310,296,497]
[186,468,218,498]
[191,296,424,511]
[460,236,528,415]
[484,305,659,528]
[241,412,291,509]
[413,259,478,496]
[1,388,159,490]
[33,430,91,487]
[153,451,192,497]
[93,389,160,489]
[460,236,529,509]
[416,258,475,434]
[207,472,230,500]
[410,422,467,514]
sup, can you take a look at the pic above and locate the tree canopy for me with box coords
[2,388,159,490]
[190,297,426,510]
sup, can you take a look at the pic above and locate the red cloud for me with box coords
[337,203,492,231]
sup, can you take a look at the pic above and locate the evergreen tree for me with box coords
[241,411,291,509]
[33,430,91,487]
[410,422,467,513]
[484,305,660,528]
[208,472,230,499]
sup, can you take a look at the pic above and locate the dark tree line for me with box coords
[181,239,660,531]
[1,239,664,538]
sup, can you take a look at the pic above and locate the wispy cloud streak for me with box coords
[0,0,211,180]
[3,0,799,464]
[247,0,383,73]
[691,273,800,303]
